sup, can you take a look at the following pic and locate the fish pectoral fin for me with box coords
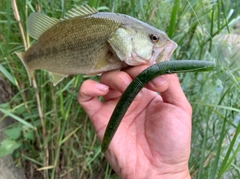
[27,13,59,40]
[92,57,110,71]
[49,72,68,86]
[92,53,124,72]
[61,4,98,20]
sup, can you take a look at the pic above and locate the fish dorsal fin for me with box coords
[27,13,60,40]
[61,4,98,20]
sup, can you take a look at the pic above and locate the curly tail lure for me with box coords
[101,60,215,152]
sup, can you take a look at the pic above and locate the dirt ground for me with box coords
[0,77,26,179]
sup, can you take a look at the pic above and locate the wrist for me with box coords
[121,168,191,179]
[153,169,191,179]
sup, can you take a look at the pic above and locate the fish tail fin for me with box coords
[15,51,33,86]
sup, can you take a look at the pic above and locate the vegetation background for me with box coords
[0,0,240,178]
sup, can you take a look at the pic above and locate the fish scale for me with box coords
[25,17,120,72]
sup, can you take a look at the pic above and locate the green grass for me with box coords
[0,0,240,178]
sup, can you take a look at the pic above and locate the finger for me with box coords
[161,74,192,115]
[100,70,142,100]
[100,70,132,93]
[78,79,109,118]
[100,70,144,101]
[124,65,191,114]
[103,89,122,101]
[123,65,170,93]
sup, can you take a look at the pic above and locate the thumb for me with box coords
[161,74,192,115]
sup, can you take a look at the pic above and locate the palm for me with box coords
[78,66,192,178]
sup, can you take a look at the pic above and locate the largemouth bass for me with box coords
[15,4,177,85]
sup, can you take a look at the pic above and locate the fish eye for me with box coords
[149,34,160,43]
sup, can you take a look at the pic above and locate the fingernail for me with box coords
[151,76,169,87]
[95,83,109,91]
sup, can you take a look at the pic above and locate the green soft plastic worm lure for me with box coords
[101,60,215,152]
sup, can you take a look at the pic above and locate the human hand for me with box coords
[78,65,192,179]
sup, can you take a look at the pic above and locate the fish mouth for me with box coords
[164,40,178,60]
[152,40,178,63]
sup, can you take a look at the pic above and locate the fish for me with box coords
[15,4,178,86]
